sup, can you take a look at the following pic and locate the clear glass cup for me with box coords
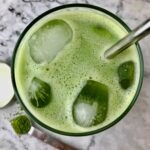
[11,4,144,136]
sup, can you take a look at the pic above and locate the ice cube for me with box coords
[29,19,73,63]
[28,77,51,108]
[73,80,108,127]
[118,61,134,89]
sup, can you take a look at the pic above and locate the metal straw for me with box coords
[104,19,150,59]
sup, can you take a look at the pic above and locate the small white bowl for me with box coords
[0,62,14,108]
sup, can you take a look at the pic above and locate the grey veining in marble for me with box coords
[0,0,150,150]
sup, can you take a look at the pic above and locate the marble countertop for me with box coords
[0,0,150,150]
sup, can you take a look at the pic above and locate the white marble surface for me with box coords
[0,0,150,150]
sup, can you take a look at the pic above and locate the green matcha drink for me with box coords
[13,5,142,134]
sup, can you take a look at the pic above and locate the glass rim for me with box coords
[11,3,144,136]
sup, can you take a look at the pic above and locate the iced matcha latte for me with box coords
[12,5,143,135]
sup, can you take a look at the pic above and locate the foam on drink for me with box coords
[14,7,141,133]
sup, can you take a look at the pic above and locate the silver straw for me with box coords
[104,19,150,59]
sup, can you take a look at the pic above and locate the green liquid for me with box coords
[15,7,140,133]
